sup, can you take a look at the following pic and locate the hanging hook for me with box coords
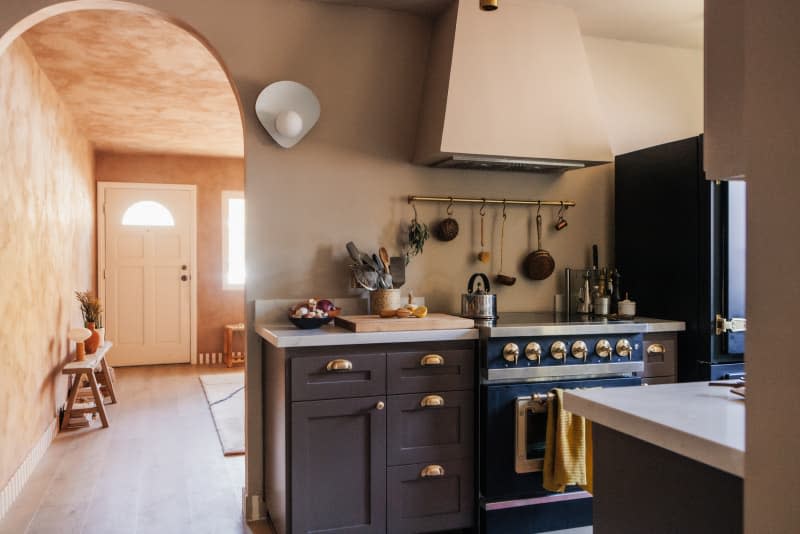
[555,201,568,231]
[502,200,507,219]
[447,197,454,216]
[480,199,487,216]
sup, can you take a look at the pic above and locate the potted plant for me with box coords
[75,291,103,354]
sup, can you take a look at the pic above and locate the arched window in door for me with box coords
[121,200,175,227]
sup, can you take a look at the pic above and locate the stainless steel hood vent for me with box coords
[433,154,588,173]
[415,0,611,173]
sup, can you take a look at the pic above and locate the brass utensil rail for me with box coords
[408,195,576,208]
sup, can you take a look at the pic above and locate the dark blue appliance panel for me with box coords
[485,334,644,370]
[723,181,746,356]
[481,376,641,500]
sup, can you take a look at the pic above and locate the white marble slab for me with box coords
[255,323,478,348]
[563,382,745,477]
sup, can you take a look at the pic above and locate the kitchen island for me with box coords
[257,322,478,534]
[563,382,744,534]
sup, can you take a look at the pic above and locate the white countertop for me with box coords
[256,323,479,348]
[563,381,744,477]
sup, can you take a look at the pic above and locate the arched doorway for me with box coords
[0,2,251,529]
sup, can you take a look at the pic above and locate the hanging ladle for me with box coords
[495,201,516,286]
[477,200,490,263]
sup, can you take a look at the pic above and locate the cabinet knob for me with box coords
[503,343,520,364]
[420,354,445,366]
[375,401,385,411]
[595,339,612,358]
[420,464,445,478]
[420,395,444,408]
[325,358,353,372]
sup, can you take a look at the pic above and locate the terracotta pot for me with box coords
[84,322,100,355]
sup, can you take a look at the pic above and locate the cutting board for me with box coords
[334,313,475,333]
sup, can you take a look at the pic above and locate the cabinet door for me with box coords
[291,396,387,534]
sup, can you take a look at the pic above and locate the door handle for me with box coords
[325,359,353,372]
[420,354,444,366]
[420,394,444,408]
[420,465,445,478]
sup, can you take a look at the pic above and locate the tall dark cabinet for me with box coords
[615,136,746,381]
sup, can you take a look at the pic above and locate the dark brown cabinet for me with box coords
[264,340,476,534]
[642,333,678,384]
[291,396,387,533]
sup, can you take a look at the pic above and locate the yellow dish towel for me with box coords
[542,388,593,494]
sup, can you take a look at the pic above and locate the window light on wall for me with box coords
[121,200,176,227]
[222,191,245,289]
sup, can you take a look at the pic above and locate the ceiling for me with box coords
[314,0,703,49]
[22,10,244,158]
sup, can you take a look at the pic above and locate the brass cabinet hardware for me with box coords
[420,395,445,408]
[420,354,445,366]
[420,465,445,478]
[647,343,666,355]
[375,401,385,411]
[325,358,353,372]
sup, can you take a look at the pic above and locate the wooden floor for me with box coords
[0,364,270,534]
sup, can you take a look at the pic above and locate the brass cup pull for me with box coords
[420,394,444,408]
[420,464,445,478]
[325,358,353,372]
[420,354,445,366]
[647,343,666,355]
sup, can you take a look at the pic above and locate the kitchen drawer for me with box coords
[387,348,474,394]
[387,458,474,534]
[643,376,676,385]
[387,390,474,465]
[291,352,386,401]
[643,334,677,378]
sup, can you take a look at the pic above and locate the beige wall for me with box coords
[743,0,800,530]
[583,36,704,155]
[0,39,95,488]
[95,152,245,354]
[0,0,706,506]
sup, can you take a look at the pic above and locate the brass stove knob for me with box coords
[525,342,542,362]
[616,338,633,358]
[595,339,612,358]
[503,343,520,364]
[571,340,588,360]
[550,341,567,360]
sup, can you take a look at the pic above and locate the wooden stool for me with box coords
[223,323,246,368]
[61,342,117,431]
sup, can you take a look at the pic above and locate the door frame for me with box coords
[97,181,198,364]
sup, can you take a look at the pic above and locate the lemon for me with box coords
[412,306,428,318]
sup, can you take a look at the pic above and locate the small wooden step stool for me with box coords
[61,342,117,431]
[223,323,246,368]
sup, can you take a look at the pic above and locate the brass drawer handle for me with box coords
[647,344,666,355]
[420,394,444,408]
[326,358,353,372]
[420,354,445,366]
[420,464,445,478]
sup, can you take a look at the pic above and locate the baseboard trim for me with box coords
[195,352,244,365]
[0,418,57,522]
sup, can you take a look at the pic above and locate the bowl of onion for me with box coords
[288,298,340,329]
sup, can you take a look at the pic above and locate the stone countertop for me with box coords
[255,323,479,348]
[563,381,745,477]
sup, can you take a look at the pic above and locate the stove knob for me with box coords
[503,343,520,364]
[595,339,612,358]
[616,338,633,358]
[550,341,567,360]
[525,342,542,362]
[571,340,588,360]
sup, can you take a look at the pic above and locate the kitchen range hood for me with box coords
[415,0,612,172]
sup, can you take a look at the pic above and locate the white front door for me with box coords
[101,184,196,366]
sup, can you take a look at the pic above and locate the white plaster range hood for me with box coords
[415,0,612,172]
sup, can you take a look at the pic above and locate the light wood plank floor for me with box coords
[0,364,270,534]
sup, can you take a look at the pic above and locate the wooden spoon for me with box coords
[379,247,391,275]
[477,205,490,263]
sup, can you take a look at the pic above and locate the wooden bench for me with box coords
[223,323,246,368]
[61,342,117,430]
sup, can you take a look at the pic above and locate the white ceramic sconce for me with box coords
[255,81,320,148]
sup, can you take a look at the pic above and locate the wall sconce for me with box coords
[480,0,498,11]
[255,81,320,148]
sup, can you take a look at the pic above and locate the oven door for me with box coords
[515,395,548,474]
[481,376,641,501]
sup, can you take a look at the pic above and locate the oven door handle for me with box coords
[515,396,548,474]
